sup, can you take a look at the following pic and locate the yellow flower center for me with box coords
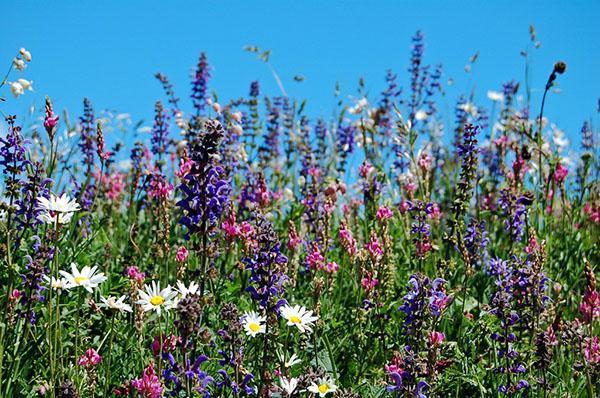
[248,322,260,332]
[318,384,329,394]
[290,315,302,324]
[150,295,165,306]
[74,276,88,285]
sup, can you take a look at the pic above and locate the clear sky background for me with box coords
[1,1,598,148]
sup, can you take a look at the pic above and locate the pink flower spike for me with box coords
[78,348,102,368]
[222,212,240,240]
[176,158,194,179]
[9,289,21,301]
[365,233,384,261]
[131,363,163,398]
[428,331,445,346]
[359,161,374,178]
[376,205,394,221]
[325,261,340,274]
[175,246,189,263]
[554,162,568,184]
[306,244,325,270]
[126,266,145,283]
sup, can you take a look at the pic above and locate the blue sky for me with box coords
[1,1,598,148]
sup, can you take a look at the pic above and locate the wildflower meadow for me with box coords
[0,26,599,398]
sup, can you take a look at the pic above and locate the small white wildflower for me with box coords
[414,109,428,121]
[279,377,299,396]
[12,57,26,71]
[176,281,200,298]
[17,78,33,91]
[10,82,24,98]
[348,97,368,114]
[487,90,504,102]
[285,353,301,368]
[19,48,32,62]
[232,124,243,136]
[231,111,243,123]
[99,295,133,313]
[44,276,68,290]
[458,102,478,116]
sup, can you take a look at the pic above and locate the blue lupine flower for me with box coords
[464,219,489,268]
[399,274,447,330]
[14,161,51,245]
[177,119,230,240]
[78,98,96,170]
[151,100,170,167]
[242,217,288,309]
[1,116,29,204]
[191,52,211,116]
[379,69,402,139]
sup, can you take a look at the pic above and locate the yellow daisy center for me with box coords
[74,276,88,285]
[248,322,260,332]
[290,315,302,324]
[150,295,165,306]
[318,383,329,394]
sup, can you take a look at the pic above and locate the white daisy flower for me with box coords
[487,90,504,102]
[176,281,200,298]
[308,377,338,397]
[136,281,177,315]
[44,275,68,290]
[99,295,132,313]
[241,311,266,337]
[280,377,299,396]
[59,263,107,293]
[279,304,319,333]
[37,193,81,225]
